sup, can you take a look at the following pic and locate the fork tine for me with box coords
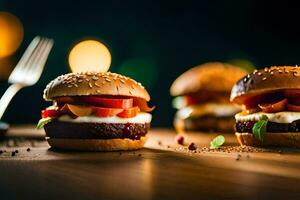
[22,38,48,74]
[8,36,41,82]
[25,38,54,83]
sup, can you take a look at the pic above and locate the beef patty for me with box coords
[236,120,300,133]
[44,121,150,140]
[175,116,235,133]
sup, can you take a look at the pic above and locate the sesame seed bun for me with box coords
[47,137,147,151]
[231,66,300,104]
[170,62,248,96]
[43,72,150,101]
[235,132,300,148]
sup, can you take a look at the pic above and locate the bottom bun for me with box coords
[47,137,147,151]
[236,132,300,148]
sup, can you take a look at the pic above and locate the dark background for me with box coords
[1,0,300,127]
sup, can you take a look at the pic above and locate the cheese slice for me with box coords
[58,112,152,124]
[176,103,241,119]
[235,111,300,123]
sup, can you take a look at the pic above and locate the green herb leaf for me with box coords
[210,135,225,149]
[36,117,52,129]
[252,115,268,141]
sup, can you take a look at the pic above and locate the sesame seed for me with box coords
[120,79,125,83]
[86,79,89,81]
[257,72,262,76]
[243,78,247,82]
[105,78,111,82]
[131,85,135,89]
[74,84,78,87]
[96,90,101,93]
[67,85,72,88]
[92,76,99,81]
[95,81,101,87]
[78,79,83,83]
[262,77,267,80]
[270,71,274,75]
[278,70,283,73]
[89,82,93,88]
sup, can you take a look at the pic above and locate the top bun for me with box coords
[170,62,247,96]
[231,66,300,104]
[43,72,150,101]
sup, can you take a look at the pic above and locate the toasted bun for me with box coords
[170,62,247,96]
[43,72,150,101]
[47,137,147,151]
[231,66,300,104]
[235,132,300,148]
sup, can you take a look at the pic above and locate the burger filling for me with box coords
[173,92,241,132]
[38,95,154,140]
[235,89,300,140]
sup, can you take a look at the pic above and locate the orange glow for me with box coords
[68,40,111,73]
[0,12,24,58]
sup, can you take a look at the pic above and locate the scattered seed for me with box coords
[15,150,19,153]
[11,152,16,157]
[26,148,30,152]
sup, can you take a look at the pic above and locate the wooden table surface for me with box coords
[0,126,300,200]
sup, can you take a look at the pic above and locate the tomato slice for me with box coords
[284,89,300,98]
[133,98,155,112]
[41,109,61,118]
[93,107,123,117]
[117,106,140,118]
[81,96,133,109]
[258,98,288,113]
[287,104,300,112]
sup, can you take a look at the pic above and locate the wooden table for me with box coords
[0,126,300,200]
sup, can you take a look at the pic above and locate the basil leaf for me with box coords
[210,135,225,149]
[252,115,268,141]
[36,117,52,129]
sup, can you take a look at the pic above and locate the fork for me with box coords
[0,36,54,119]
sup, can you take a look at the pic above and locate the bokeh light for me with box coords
[0,12,24,58]
[118,58,157,88]
[68,40,111,73]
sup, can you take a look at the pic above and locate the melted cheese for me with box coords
[235,111,300,123]
[176,103,241,119]
[58,112,152,124]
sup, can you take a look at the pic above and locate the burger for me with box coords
[170,62,247,133]
[231,66,300,147]
[38,72,154,151]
